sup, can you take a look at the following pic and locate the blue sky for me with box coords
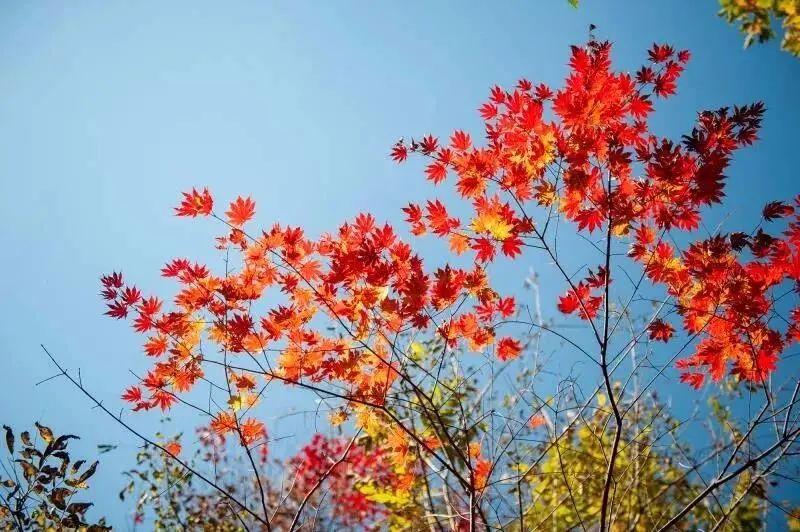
[1,1,798,528]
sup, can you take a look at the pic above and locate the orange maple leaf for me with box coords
[164,441,182,456]
[240,418,265,445]
[226,196,256,226]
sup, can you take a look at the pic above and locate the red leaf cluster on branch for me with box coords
[101,41,800,479]
[288,434,405,526]
[392,41,799,389]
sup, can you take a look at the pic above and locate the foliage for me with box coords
[0,423,108,531]
[517,392,767,531]
[93,37,800,530]
[120,425,423,530]
[719,0,800,56]
[120,425,282,530]
[287,433,410,528]
[569,1,800,57]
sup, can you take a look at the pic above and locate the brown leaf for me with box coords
[71,459,86,475]
[60,514,82,528]
[15,460,37,481]
[21,447,42,460]
[66,502,93,515]
[66,460,99,489]
[52,434,79,452]
[34,422,54,444]
[76,460,99,484]
[2,425,13,455]
[49,487,72,510]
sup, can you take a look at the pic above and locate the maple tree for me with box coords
[51,37,800,530]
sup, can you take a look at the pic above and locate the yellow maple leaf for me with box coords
[328,409,348,426]
[471,213,513,240]
[227,391,258,412]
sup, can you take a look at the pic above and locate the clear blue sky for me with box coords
[1,1,798,528]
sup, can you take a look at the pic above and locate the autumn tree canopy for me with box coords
[69,37,800,531]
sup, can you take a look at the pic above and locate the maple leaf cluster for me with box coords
[633,199,800,388]
[393,40,797,388]
[556,266,609,319]
[101,41,800,496]
[104,189,520,468]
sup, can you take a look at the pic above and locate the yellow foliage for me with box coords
[407,341,426,361]
[470,213,513,240]
[515,394,765,531]
[719,0,800,56]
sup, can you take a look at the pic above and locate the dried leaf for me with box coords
[2,425,13,455]
[35,422,54,444]
[49,487,72,510]
[76,460,99,485]
[52,434,79,452]
[70,459,86,475]
[66,502,93,515]
[15,460,37,481]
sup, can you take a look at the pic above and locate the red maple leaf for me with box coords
[497,337,522,361]
[497,297,516,318]
[390,142,407,162]
[426,161,447,184]
[763,200,794,222]
[164,441,182,456]
[502,236,523,258]
[647,319,675,342]
[648,43,675,63]
[240,418,266,445]
[472,237,496,262]
[175,188,213,217]
[450,130,471,151]
[419,134,439,155]
[121,386,142,403]
[557,290,581,314]
[161,258,190,278]
[575,209,604,232]
[679,372,704,389]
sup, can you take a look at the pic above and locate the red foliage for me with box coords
[175,187,214,217]
[101,40,800,493]
[289,435,401,526]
